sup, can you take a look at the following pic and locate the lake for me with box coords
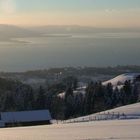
[0,32,140,72]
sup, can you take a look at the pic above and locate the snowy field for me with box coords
[1,103,140,140]
[0,119,140,140]
[65,103,140,123]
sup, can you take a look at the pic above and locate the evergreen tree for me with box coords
[51,96,65,120]
[24,88,34,110]
[64,86,75,119]
[104,83,113,108]
[123,80,132,104]
[85,81,95,114]
[2,92,15,111]
[36,86,46,109]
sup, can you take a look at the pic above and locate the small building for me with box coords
[0,110,52,128]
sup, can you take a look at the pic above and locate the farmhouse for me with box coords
[0,110,52,128]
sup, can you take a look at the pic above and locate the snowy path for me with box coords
[0,119,140,140]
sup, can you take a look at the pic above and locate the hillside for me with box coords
[58,73,140,98]
[103,73,140,87]
[0,24,40,41]
[0,77,33,112]
[0,119,140,140]
[28,25,140,34]
[66,103,140,123]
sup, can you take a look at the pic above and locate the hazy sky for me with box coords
[0,0,140,27]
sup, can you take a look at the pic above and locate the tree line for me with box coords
[0,77,140,120]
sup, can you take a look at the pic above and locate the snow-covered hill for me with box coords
[65,102,140,123]
[103,73,140,87]
[58,73,140,98]
[1,119,140,140]
[58,86,87,98]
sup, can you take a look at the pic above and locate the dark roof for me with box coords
[1,110,52,123]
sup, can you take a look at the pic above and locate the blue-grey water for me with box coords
[0,32,140,72]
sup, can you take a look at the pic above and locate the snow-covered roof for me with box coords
[1,110,52,123]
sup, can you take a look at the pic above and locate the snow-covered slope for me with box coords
[103,73,140,87]
[58,86,87,98]
[1,119,140,140]
[104,102,140,116]
[65,103,140,123]
[58,73,140,98]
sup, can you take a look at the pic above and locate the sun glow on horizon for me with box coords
[0,0,140,28]
[0,0,16,14]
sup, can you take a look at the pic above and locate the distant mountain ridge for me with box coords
[28,25,140,34]
[0,24,40,41]
[1,24,140,42]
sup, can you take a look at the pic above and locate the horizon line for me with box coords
[1,23,140,29]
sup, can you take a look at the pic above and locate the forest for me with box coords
[0,75,140,120]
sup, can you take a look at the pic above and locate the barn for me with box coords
[0,110,52,128]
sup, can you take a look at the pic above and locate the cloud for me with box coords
[105,9,120,14]
[105,8,140,15]
[0,0,16,14]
